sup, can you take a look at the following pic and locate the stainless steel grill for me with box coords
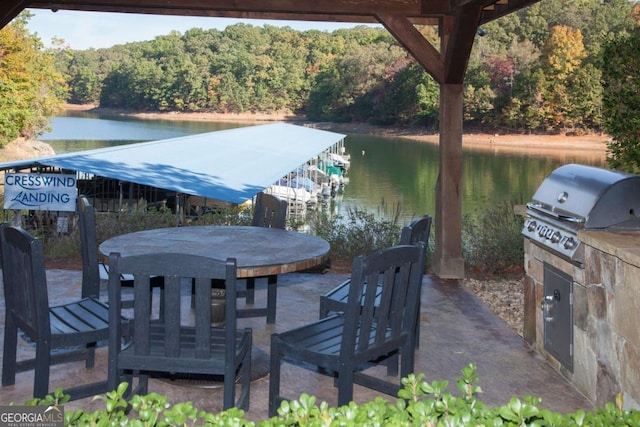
[522,164,640,265]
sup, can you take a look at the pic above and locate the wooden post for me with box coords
[432,83,465,278]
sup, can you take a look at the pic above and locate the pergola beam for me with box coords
[443,6,482,83]
[26,0,425,18]
[376,13,443,83]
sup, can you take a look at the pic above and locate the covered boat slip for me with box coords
[0,123,347,220]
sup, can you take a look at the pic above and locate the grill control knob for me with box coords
[551,231,561,243]
[545,228,555,239]
[538,226,547,237]
[526,220,537,232]
[564,237,576,250]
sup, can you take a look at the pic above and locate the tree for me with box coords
[530,25,591,131]
[374,61,439,127]
[601,29,640,173]
[542,25,586,81]
[0,12,65,146]
[307,41,405,123]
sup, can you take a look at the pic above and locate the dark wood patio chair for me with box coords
[240,191,288,323]
[251,191,288,229]
[1,223,113,400]
[318,214,432,354]
[78,195,163,308]
[269,243,426,415]
[107,252,252,410]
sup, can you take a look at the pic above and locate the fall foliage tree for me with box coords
[0,12,66,147]
[542,25,586,80]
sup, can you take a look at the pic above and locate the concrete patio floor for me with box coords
[0,269,593,422]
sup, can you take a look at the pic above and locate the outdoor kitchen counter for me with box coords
[579,230,640,268]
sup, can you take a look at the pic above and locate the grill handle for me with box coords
[526,202,585,224]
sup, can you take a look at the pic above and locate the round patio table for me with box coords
[99,225,330,278]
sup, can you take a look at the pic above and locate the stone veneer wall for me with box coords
[524,231,640,410]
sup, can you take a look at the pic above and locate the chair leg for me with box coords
[318,296,328,319]
[117,371,137,397]
[267,275,277,324]
[2,317,18,386]
[400,343,415,379]
[120,370,146,398]
[138,372,149,395]
[85,342,97,368]
[269,336,282,417]
[237,332,252,410]
[33,342,52,398]
[246,278,256,305]
[191,281,196,308]
[336,367,355,407]
[386,353,399,377]
[223,362,236,411]
[415,292,421,349]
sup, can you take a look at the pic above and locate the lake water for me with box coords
[40,111,606,224]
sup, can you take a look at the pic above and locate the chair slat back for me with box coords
[251,192,287,229]
[0,224,51,341]
[108,252,237,361]
[400,214,432,246]
[78,195,101,298]
[342,243,425,358]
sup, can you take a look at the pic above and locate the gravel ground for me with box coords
[462,276,525,337]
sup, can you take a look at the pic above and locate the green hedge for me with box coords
[26,364,640,426]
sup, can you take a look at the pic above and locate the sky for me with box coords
[25,9,371,51]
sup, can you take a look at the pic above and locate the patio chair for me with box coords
[269,243,425,415]
[318,214,432,354]
[240,192,288,323]
[78,195,163,309]
[1,223,114,400]
[107,252,252,410]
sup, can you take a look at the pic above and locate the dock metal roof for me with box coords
[0,123,346,204]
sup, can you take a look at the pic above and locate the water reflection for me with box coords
[342,135,605,223]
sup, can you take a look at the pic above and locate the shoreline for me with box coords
[67,104,609,158]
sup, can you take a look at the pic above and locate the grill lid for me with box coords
[528,164,640,229]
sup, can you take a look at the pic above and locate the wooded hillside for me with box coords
[54,0,639,135]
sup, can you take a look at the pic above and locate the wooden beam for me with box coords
[376,13,444,83]
[442,5,482,83]
[418,0,450,13]
[0,0,29,28]
[450,0,499,7]
[26,0,424,17]
[480,0,542,24]
[26,5,382,24]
